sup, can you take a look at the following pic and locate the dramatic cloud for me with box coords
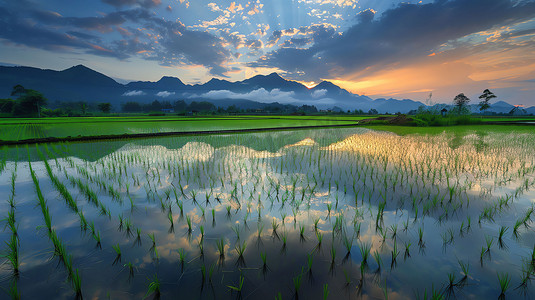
[254,0,535,80]
[1,0,533,104]
[0,5,232,75]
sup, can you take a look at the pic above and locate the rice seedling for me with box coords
[330,244,336,263]
[404,242,411,258]
[513,219,523,236]
[227,274,245,293]
[93,231,101,246]
[167,210,174,227]
[3,234,19,275]
[485,235,494,252]
[143,275,161,299]
[260,252,267,267]
[176,200,183,215]
[497,272,511,298]
[186,215,192,233]
[359,242,371,264]
[293,269,304,295]
[72,268,82,296]
[373,250,382,270]
[343,235,353,253]
[316,232,323,248]
[112,244,121,258]
[447,272,456,289]
[178,248,186,267]
[458,260,469,279]
[257,222,264,238]
[390,224,398,239]
[323,283,329,300]
[498,226,508,243]
[235,241,247,258]
[271,219,279,235]
[148,233,156,248]
[217,238,226,258]
[383,279,388,300]
[5,279,21,300]
[124,262,135,277]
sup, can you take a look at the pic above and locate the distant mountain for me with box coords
[192,78,236,91]
[14,64,534,114]
[240,72,308,92]
[127,76,186,91]
[0,64,124,103]
[312,81,352,97]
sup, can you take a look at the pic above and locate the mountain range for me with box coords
[0,64,532,114]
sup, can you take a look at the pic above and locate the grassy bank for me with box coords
[0,115,360,142]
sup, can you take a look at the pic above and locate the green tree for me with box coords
[98,102,112,113]
[80,103,87,115]
[122,102,142,112]
[11,85,47,117]
[478,89,496,114]
[453,93,470,114]
[0,99,15,113]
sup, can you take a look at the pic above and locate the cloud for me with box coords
[123,90,146,96]
[246,39,263,50]
[179,0,190,8]
[193,88,296,103]
[195,15,229,28]
[156,91,175,97]
[298,0,357,8]
[219,30,246,49]
[312,89,327,98]
[253,0,535,81]
[265,23,337,48]
[227,2,244,13]
[190,88,336,105]
[1,6,232,76]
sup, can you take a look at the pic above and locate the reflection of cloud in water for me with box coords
[283,138,317,148]
[219,145,281,158]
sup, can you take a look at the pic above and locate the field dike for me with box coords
[0,122,360,145]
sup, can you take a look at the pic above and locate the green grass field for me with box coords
[0,115,362,142]
[1,114,533,143]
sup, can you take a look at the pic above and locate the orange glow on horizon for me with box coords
[296,81,317,89]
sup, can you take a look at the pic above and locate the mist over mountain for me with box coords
[0,64,528,114]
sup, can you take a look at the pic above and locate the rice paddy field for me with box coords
[0,116,365,142]
[1,125,535,299]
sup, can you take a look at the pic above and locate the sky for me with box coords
[1,0,534,105]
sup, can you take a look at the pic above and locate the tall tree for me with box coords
[453,93,470,113]
[98,102,112,113]
[478,89,496,114]
[11,85,47,117]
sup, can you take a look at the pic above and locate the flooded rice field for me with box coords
[1,126,534,299]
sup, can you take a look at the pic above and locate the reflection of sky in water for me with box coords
[1,127,535,299]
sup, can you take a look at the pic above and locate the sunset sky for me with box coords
[1,0,534,105]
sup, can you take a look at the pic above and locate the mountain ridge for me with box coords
[0,64,527,114]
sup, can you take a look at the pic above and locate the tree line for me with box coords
[0,85,113,117]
